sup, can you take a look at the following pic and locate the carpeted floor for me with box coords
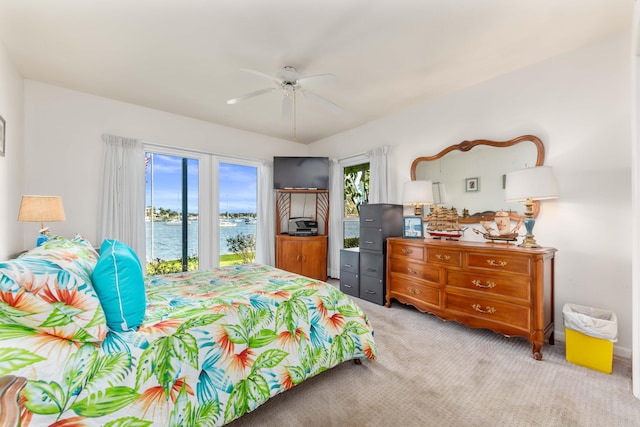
[228,282,640,426]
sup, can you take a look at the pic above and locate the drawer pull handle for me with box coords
[436,254,451,261]
[407,287,421,296]
[472,279,497,289]
[365,241,375,245]
[364,218,375,222]
[365,290,376,295]
[407,268,420,275]
[367,268,376,272]
[344,284,352,288]
[344,264,352,268]
[401,248,413,255]
[472,304,496,314]
[486,259,508,267]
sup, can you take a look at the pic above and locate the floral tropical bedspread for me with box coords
[3,263,377,426]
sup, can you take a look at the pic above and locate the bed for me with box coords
[0,236,376,426]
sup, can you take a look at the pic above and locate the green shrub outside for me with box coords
[344,237,359,248]
[146,252,255,276]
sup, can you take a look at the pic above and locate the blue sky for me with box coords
[145,154,257,214]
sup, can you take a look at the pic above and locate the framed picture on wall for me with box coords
[465,177,479,192]
[0,114,5,157]
[403,216,423,238]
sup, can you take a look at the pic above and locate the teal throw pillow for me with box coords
[93,239,146,332]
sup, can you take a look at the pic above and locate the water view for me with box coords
[146,219,256,261]
[146,219,360,262]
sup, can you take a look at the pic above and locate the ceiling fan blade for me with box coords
[227,87,275,105]
[300,89,343,114]
[297,73,336,85]
[240,68,284,83]
[281,93,293,121]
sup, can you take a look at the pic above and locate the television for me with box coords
[273,156,330,190]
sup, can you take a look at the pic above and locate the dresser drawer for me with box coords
[467,252,530,275]
[389,242,425,262]
[389,258,439,284]
[445,293,530,331]
[360,275,385,305]
[340,271,359,298]
[340,248,360,274]
[360,251,384,279]
[447,271,531,301]
[360,227,384,252]
[427,247,462,267]
[388,276,440,308]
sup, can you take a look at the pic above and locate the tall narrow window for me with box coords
[219,162,258,266]
[343,162,370,247]
[145,152,199,273]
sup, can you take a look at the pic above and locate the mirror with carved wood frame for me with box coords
[410,135,545,224]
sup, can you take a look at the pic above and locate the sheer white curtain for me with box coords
[97,134,146,262]
[368,145,390,203]
[255,160,275,266]
[328,158,343,278]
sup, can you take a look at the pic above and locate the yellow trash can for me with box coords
[563,303,617,374]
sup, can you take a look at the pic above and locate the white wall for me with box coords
[0,41,25,259]
[311,31,633,356]
[22,81,308,248]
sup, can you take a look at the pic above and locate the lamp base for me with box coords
[519,234,539,248]
[518,214,539,248]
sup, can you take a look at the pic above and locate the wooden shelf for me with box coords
[275,189,329,281]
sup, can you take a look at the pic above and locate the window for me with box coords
[145,152,199,273]
[218,162,257,265]
[342,160,370,248]
[144,145,261,273]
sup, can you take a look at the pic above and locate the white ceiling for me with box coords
[0,0,632,144]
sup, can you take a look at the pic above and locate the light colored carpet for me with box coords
[229,283,639,426]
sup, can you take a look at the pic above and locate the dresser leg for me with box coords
[532,342,543,360]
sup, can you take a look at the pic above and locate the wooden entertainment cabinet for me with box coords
[386,238,556,360]
[275,190,329,281]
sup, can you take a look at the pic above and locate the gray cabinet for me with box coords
[358,204,403,305]
[339,248,360,298]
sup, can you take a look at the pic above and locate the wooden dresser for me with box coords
[386,237,556,360]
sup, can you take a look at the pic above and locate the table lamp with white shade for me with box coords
[402,180,434,216]
[505,166,558,248]
[17,195,66,246]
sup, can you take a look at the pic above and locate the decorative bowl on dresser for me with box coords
[386,237,556,360]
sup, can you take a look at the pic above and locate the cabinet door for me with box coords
[278,239,302,275]
[301,239,327,280]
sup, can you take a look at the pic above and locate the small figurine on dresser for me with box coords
[473,210,523,242]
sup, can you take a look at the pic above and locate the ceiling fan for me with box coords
[227,66,343,122]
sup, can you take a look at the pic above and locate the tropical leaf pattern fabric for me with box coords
[2,263,376,426]
[0,235,107,343]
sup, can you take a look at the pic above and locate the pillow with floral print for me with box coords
[19,234,100,283]
[0,236,106,342]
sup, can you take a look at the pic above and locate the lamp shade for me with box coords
[18,195,66,223]
[505,166,559,202]
[402,180,434,205]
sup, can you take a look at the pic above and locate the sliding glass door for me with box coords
[145,152,199,273]
[218,161,257,266]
